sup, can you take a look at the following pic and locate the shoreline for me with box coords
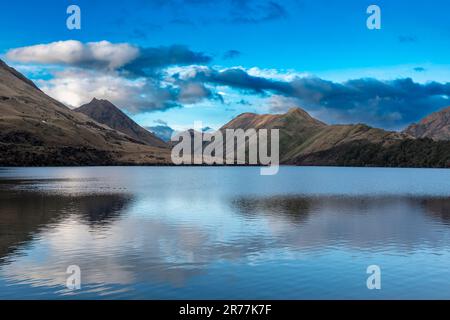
[0,163,449,169]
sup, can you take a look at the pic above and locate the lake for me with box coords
[0,166,450,299]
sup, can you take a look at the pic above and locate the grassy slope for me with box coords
[0,60,170,166]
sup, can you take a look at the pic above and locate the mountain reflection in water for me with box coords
[0,166,450,299]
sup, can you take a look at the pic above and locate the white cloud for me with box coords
[266,95,302,113]
[178,82,210,104]
[6,40,139,70]
[165,64,310,83]
[164,65,211,81]
[244,66,309,81]
[38,69,168,112]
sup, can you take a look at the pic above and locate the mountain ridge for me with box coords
[220,107,409,163]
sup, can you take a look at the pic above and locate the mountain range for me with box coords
[0,59,449,167]
[0,60,170,166]
[218,107,450,167]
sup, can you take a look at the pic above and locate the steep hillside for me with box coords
[75,98,167,148]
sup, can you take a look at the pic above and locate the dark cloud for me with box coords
[187,67,450,129]
[126,78,224,113]
[129,81,183,113]
[122,45,212,76]
[223,50,241,60]
[194,68,288,94]
[104,62,450,124]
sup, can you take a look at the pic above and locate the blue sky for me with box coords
[1,0,450,131]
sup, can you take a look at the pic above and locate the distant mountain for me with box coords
[220,108,450,167]
[148,124,213,143]
[403,106,450,140]
[146,124,175,142]
[75,98,167,148]
[0,59,170,166]
[201,126,214,133]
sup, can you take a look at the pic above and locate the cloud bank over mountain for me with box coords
[6,40,450,130]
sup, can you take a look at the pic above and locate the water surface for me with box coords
[0,166,450,299]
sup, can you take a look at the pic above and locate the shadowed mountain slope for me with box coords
[75,98,167,148]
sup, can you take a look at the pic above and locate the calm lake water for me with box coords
[0,166,450,299]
